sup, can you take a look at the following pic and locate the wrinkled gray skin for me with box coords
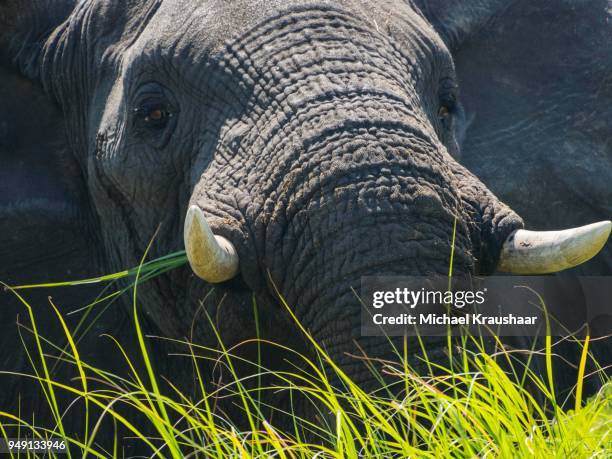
[1,0,610,439]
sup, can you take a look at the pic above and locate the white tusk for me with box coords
[184,205,239,283]
[497,221,612,274]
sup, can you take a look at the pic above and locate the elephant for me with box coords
[1,0,611,443]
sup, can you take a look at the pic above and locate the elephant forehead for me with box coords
[129,0,444,71]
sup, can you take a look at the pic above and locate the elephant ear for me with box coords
[0,0,75,77]
[0,1,91,282]
[420,0,612,273]
[414,0,511,47]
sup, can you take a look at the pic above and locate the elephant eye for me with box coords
[134,102,173,129]
[131,82,179,148]
[437,102,455,131]
[437,77,458,128]
[438,105,451,122]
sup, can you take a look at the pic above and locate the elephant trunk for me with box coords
[250,116,477,372]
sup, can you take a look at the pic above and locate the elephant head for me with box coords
[1,0,610,392]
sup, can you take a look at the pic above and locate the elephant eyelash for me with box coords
[438,77,458,115]
[133,103,177,127]
[131,100,179,148]
[438,104,452,121]
[436,85,458,142]
[437,98,456,127]
[437,87,458,130]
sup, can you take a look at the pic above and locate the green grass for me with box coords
[0,251,610,458]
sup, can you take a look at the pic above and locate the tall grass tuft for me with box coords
[0,252,610,458]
